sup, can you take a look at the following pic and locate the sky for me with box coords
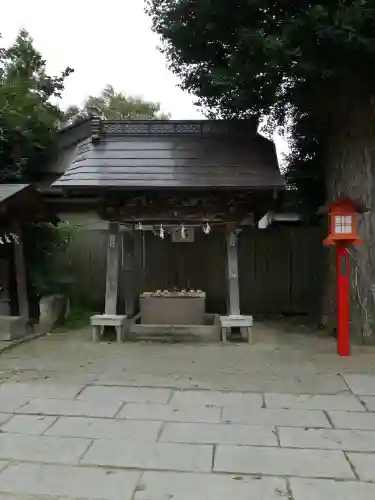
[0,0,287,160]
[0,0,203,119]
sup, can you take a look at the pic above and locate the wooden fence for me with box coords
[63,226,324,315]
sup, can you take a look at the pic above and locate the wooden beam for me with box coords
[226,226,241,316]
[121,230,135,317]
[101,194,253,224]
[102,206,249,222]
[104,222,120,315]
[12,220,29,319]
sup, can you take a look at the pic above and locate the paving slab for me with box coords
[329,410,375,430]
[0,433,91,464]
[0,415,57,435]
[214,445,354,478]
[360,396,375,411]
[0,414,11,425]
[0,396,30,413]
[96,373,349,394]
[4,330,375,498]
[7,370,98,385]
[170,390,263,408]
[265,393,365,411]
[94,373,215,390]
[0,462,141,500]
[222,407,331,427]
[0,382,83,399]
[0,462,9,473]
[279,427,375,451]
[290,478,375,500]
[0,494,51,499]
[81,439,213,472]
[134,471,288,500]
[116,403,221,423]
[19,397,122,418]
[160,422,278,446]
[45,416,162,440]
[226,373,349,394]
[347,452,375,481]
[242,373,349,394]
[78,385,171,403]
[343,374,375,395]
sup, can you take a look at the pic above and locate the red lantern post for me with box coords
[336,245,349,356]
[322,198,369,356]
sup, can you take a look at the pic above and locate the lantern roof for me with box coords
[318,197,369,215]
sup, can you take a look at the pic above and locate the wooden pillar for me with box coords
[122,229,135,317]
[226,226,241,316]
[134,230,144,295]
[12,220,29,319]
[105,222,120,315]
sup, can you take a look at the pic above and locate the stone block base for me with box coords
[128,314,221,343]
[90,315,127,342]
[220,315,253,344]
[0,315,29,341]
[38,294,69,334]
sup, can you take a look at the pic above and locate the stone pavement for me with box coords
[0,326,375,498]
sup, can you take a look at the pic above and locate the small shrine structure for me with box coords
[52,118,284,341]
[0,184,55,341]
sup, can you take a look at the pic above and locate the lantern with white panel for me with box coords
[323,198,366,246]
[334,214,353,235]
[320,197,369,357]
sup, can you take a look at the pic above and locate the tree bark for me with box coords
[324,93,375,342]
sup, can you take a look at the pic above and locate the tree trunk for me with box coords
[324,93,375,343]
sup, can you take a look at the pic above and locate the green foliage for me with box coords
[146,0,375,210]
[147,0,375,115]
[63,84,171,124]
[57,304,94,332]
[23,221,77,298]
[0,30,73,182]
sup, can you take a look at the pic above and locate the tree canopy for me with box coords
[147,1,375,113]
[146,0,375,209]
[63,84,170,124]
[0,30,73,182]
[147,0,375,339]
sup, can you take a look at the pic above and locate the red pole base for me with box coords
[336,246,350,356]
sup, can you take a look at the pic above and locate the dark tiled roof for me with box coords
[0,184,30,203]
[53,120,284,190]
[0,183,57,222]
